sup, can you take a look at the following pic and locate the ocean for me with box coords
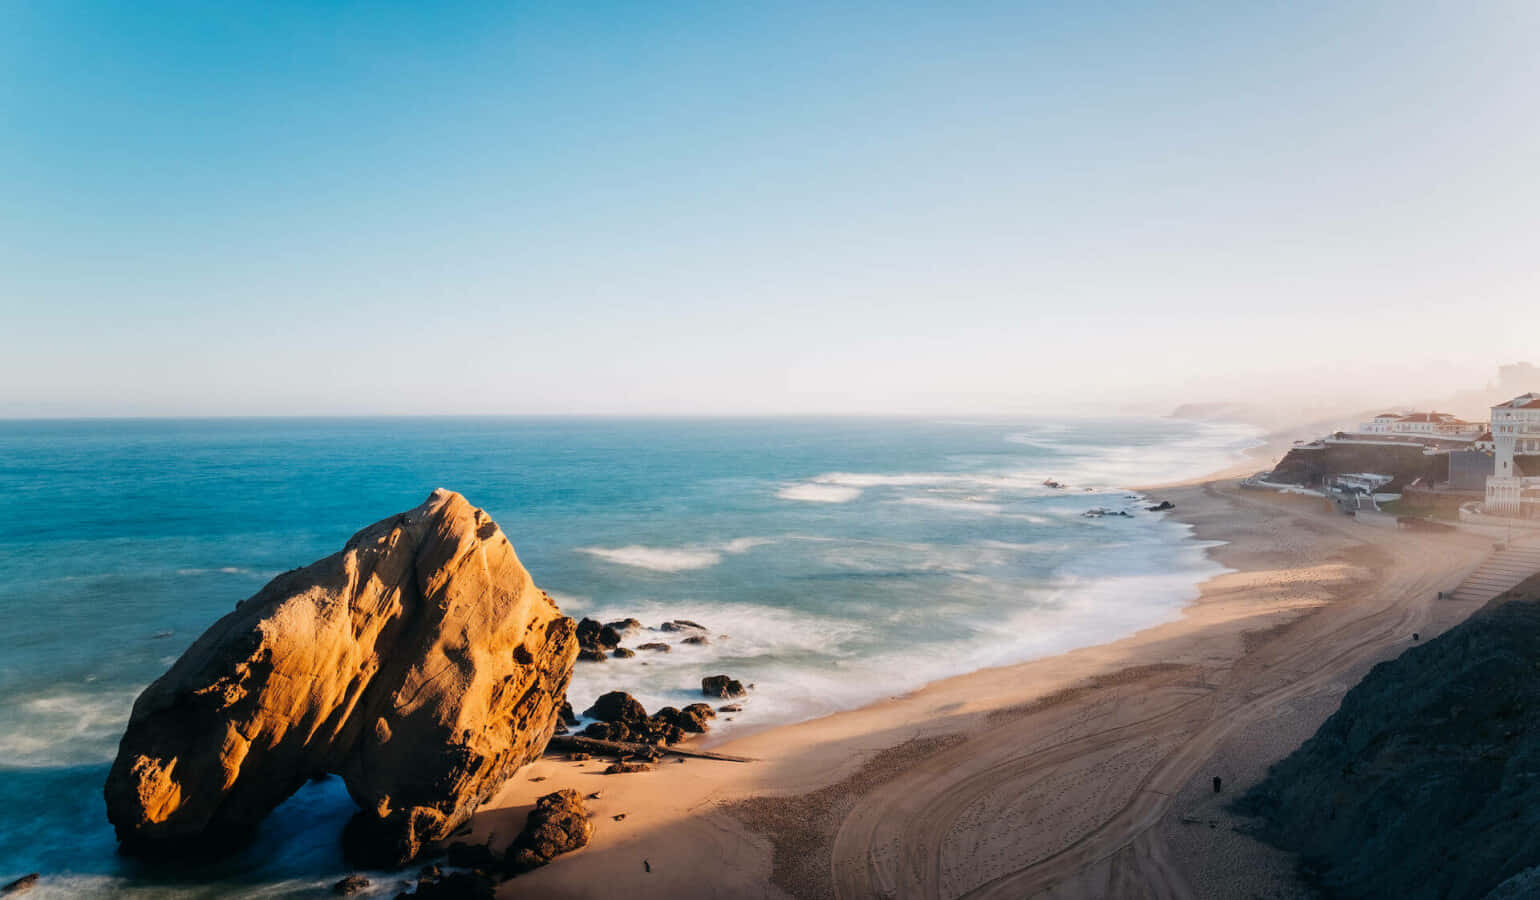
[0,416,1257,897]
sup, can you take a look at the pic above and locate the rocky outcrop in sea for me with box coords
[104,489,579,867]
[1237,573,1540,899]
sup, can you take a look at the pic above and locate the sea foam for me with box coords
[578,537,772,572]
[777,482,863,503]
[0,689,136,768]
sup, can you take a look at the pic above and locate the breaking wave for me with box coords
[578,537,772,572]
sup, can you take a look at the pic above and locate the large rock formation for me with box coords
[1238,573,1540,899]
[104,489,579,866]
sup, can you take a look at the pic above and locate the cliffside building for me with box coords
[1359,411,1483,438]
[1485,392,1540,517]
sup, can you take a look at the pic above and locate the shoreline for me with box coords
[558,423,1271,757]
[472,473,1494,898]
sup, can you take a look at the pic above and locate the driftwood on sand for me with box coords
[548,734,756,763]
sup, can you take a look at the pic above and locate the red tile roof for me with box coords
[1496,392,1540,409]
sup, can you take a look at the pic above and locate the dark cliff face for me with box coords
[1238,574,1540,900]
[1266,441,1443,489]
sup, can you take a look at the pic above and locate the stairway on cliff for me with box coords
[1449,543,1540,603]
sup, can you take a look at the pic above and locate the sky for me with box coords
[3,1,1538,417]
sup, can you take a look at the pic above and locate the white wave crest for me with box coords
[580,546,722,572]
[579,537,771,572]
[777,483,862,503]
[175,566,260,576]
[896,496,1004,515]
[784,470,1062,496]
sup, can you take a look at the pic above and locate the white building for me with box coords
[1358,411,1483,437]
[1484,392,1540,517]
[1359,413,1404,434]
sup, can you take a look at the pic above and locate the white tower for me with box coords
[1486,392,1540,516]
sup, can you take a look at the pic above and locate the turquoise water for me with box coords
[0,416,1255,897]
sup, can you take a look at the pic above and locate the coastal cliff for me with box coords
[104,489,578,866]
[1266,440,1444,490]
[1238,573,1540,899]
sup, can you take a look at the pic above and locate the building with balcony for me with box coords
[1485,392,1540,517]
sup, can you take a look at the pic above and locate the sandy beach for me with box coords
[467,478,1496,899]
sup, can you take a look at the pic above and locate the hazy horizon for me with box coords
[4,2,1537,419]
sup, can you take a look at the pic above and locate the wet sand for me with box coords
[470,478,1493,899]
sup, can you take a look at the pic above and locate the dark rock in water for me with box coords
[579,692,708,745]
[702,675,746,699]
[332,873,370,895]
[646,718,684,745]
[584,691,649,726]
[1146,500,1175,511]
[648,706,700,737]
[604,618,643,636]
[445,840,496,868]
[677,708,710,733]
[1237,574,1540,900]
[576,618,622,651]
[559,701,579,726]
[399,871,496,899]
[504,789,593,875]
[577,647,607,662]
[659,619,705,632]
[646,703,713,735]
[417,864,441,881]
[1082,507,1131,518]
[717,704,742,713]
[1042,479,1064,489]
[683,702,717,722]
[582,721,631,742]
[1,874,39,895]
[584,722,647,745]
[103,490,578,867]
[636,642,671,653]
[681,635,708,645]
[611,647,636,659]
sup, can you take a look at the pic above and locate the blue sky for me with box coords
[3,1,1537,416]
